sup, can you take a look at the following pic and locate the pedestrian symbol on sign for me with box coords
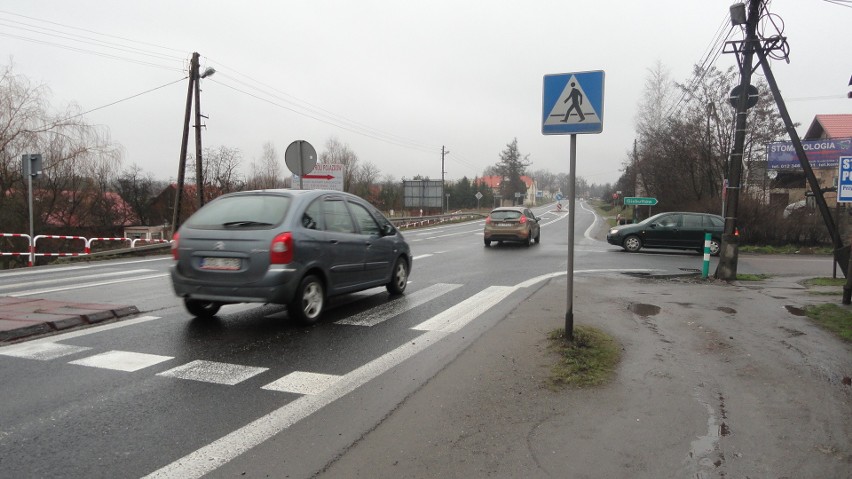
[544,75,601,127]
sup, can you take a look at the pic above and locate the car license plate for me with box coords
[201,257,241,271]
[498,223,512,227]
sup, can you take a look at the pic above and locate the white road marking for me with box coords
[10,273,169,297]
[335,283,462,327]
[69,350,173,372]
[0,269,156,291]
[0,342,91,360]
[142,329,451,479]
[411,285,515,332]
[0,316,162,351]
[412,254,433,260]
[157,360,268,386]
[262,371,342,395]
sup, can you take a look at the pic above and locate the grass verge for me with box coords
[736,273,771,281]
[804,304,852,342]
[546,325,621,390]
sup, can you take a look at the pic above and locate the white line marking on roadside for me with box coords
[0,269,156,291]
[411,285,515,333]
[262,371,342,394]
[412,254,433,260]
[69,350,173,372]
[142,329,450,479]
[10,273,169,297]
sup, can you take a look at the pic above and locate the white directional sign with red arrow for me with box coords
[294,163,344,191]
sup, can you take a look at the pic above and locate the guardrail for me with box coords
[0,232,172,267]
[390,212,486,229]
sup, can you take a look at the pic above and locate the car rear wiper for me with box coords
[222,221,274,228]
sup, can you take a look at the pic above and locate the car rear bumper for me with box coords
[170,266,301,305]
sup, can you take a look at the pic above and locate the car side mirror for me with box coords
[649,223,657,228]
[381,224,396,236]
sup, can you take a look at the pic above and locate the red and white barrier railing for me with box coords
[1,233,172,267]
[0,233,33,267]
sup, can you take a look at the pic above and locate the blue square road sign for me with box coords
[542,71,605,135]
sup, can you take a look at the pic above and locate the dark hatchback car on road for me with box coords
[170,189,411,324]
[606,211,724,255]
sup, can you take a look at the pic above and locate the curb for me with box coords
[0,297,140,344]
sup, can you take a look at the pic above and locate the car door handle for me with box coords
[329,239,339,244]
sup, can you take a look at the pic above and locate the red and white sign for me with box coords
[294,163,344,191]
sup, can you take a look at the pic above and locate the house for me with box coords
[475,175,539,206]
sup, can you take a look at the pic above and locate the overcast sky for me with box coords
[1,0,849,186]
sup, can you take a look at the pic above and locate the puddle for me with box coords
[629,303,661,317]
[716,306,736,314]
[785,305,806,316]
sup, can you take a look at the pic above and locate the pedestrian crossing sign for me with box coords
[542,70,605,135]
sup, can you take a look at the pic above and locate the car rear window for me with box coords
[706,215,723,228]
[490,210,522,220]
[185,195,291,228]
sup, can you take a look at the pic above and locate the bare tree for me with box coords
[202,145,244,197]
[246,141,283,190]
[319,137,359,192]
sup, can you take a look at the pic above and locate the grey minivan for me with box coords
[170,189,411,324]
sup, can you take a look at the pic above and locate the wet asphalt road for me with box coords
[0,201,838,478]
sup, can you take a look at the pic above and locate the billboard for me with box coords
[767,137,852,170]
[403,180,443,208]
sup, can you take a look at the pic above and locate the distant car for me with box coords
[606,212,724,255]
[484,206,541,247]
[170,189,411,324]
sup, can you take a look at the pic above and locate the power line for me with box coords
[209,77,440,156]
[33,77,187,131]
[0,10,185,55]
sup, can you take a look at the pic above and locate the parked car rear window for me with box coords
[185,195,291,228]
[491,210,522,220]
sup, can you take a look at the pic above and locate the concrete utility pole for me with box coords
[716,0,761,280]
[441,145,449,213]
[194,55,205,209]
[171,52,198,235]
[171,52,215,235]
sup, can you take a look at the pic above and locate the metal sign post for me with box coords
[22,154,42,267]
[542,71,605,339]
[285,140,318,190]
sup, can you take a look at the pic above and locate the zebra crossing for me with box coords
[0,280,521,395]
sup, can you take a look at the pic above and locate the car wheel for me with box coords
[534,230,540,244]
[386,257,409,295]
[484,239,491,247]
[709,238,721,256]
[289,275,324,325]
[184,299,221,318]
[623,235,643,253]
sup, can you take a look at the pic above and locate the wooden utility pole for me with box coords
[171,52,198,235]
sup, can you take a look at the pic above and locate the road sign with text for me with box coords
[624,196,658,206]
[838,156,852,203]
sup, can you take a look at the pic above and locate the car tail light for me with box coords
[171,232,179,260]
[519,216,527,224]
[485,216,492,225]
[270,232,294,264]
